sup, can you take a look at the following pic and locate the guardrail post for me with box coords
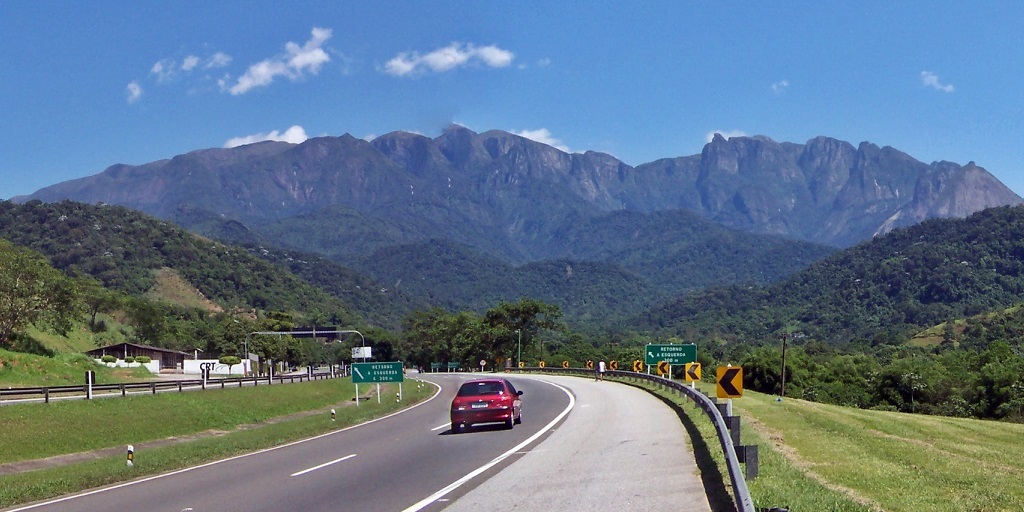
[121,384,126,397]
[178,382,183,392]
[151,382,157,395]
[43,387,50,403]
[739,445,759,479]
[727,415,741,448]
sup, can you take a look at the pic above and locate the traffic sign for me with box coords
[586,360,594,369]
[352,362,404,383]
[632,360,644,372]
[656,361,670,376]
[716,366,743,398]
[562,360,570,369]
[430,362,441,370]
[644,344,696,365]
[518,361,525,368]
[447,362,461,370]
[685,362,702,382]
[538,361,546,368]
[609,360,618,370]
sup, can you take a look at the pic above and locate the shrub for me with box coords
[124,356,135,364]
[100,355,116,364]
[135,356,151,364]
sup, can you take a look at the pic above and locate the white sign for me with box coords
[352,346,372,359]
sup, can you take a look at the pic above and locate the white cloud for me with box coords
[921,71,954,93]
[182,55,200,72]
[224,125,309,148]
[227,27,333,95]
[771,80,789,94]
[207,52,232,69]
[705,130,747,143]
[514,128,570,152]
[150,58,176,82]
[384,42,514,76]
[126,81,143,103]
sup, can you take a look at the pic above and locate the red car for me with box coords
[450,378,523,433]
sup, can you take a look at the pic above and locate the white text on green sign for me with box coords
[644,344,697,365]
[352,362,404,383]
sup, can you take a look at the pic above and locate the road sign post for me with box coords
[352,362,405,406]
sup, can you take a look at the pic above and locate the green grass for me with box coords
[0,348,152,388]
[0,377,435,507]
[613,374,1024,512]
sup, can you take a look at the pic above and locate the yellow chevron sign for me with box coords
[656,361,670,376]
[716,366,743,398]
[685,362,702,382]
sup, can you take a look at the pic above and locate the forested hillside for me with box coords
[641,205,1024,346]
[350,239,668,324]
[0,200,361,323]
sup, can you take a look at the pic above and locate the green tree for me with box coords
[483,298,564,361]
[0,239,80,348]
[219,355,242,375]
[78,277,122,333]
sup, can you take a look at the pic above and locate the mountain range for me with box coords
[16,126,1022,322]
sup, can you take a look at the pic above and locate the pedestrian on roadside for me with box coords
[597,359,606,381]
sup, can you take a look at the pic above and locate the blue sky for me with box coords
[3,2,1023,200]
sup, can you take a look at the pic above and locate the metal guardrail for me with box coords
[0,372,339,404]
[514,366,756,512]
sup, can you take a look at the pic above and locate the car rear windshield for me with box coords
[457,382,505,396]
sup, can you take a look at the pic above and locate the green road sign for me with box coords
[447,362,461,369]
[644,344,697,365]
[430,362,442,370]
[352,362,404,383]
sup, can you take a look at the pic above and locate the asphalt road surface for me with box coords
[5,372,711,512]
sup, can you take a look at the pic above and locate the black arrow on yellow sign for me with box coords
[716,366,743,398]
[656,361,670,376]
[685,362,701,382]
[632,360,644,373]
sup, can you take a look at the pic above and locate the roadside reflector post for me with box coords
[85,371,95,400]
[377,383,381,404]
[127,445,134,467]
[331,408,336,421]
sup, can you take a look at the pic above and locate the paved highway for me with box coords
[5,372,711,512]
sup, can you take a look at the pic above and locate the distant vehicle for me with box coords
[450,378,523,433]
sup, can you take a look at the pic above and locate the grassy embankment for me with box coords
[622,376,1024,512]
[0,369,435,508]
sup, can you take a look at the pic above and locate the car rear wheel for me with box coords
[514,411,522,425]
[451,422,461,434]
[505,416,514,429]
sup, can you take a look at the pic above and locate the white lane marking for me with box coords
[402,379,575,512]
[6,380,444,512]
[431,422,451,432]
[291,454,357,477]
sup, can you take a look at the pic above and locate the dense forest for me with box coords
[4,200,1024,422]
[641,205,1024,345]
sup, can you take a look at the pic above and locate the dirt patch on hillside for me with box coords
[146,267,223,313]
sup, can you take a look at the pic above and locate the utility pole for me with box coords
[780,332,788,399]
